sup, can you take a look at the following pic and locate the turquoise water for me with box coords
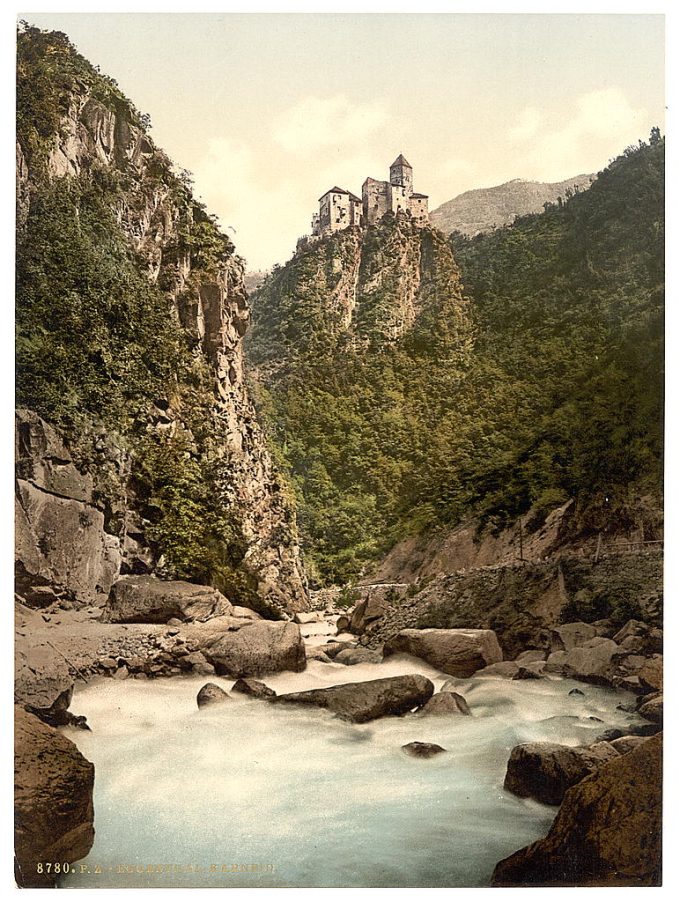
[61,657,640,888]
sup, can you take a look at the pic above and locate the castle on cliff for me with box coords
[306,155,429,243]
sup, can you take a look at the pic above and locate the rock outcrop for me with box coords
[14,706,95,887]
[492,734,662,886]
[15,410,121,607]
[383,628,502,676]
[271,674,434,723]
[503,740,621,806]
[101,576,233,624]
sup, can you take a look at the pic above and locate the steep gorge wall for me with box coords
[16,31,307,616]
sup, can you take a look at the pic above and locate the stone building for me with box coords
[307,154,429,242]
[313,187,362,237]
[363,155,429,226]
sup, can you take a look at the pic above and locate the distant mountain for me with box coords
[430,174,595,236]
[244,269,271,294]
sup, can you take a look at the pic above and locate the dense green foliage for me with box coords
[16,26,254,601]
[444,134,664,534]
[248,217,475,584]
[248,136,663,585]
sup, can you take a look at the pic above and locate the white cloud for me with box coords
[272,94,390,155]
[511,87,650,181]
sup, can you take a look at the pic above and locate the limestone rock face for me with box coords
[14,706,94,887]
[15,410,121,607]
[17,44,309,617]
[503,740,620,806]
[492,734,662,886]
[101,576,233,624]
[272,674,435,723]
[200,621,306,677]
[383,628,502,677]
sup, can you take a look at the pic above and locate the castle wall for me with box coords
[320,192,352,235]
[389,184,408,215]
[409,195,429,224]
[363,178,391,224]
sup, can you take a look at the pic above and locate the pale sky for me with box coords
[21,13,665,270]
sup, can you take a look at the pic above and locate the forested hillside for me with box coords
[247,134,664,586]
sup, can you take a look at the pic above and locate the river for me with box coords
[61,655,639,888]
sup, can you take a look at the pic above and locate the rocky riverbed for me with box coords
[14,582,662,888]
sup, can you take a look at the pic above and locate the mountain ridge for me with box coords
[430,173,595,236]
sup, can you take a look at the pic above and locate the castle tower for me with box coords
[389,154,413,196]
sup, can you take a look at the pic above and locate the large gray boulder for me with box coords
[503,740,620,806]
[14,706,94,887]
[383,628,502,676]
[101,575,233,624]
[200,620,306,677]
[561,638,619,684]
[271,674,434,723]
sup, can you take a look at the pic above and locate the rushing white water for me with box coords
[61,655,640,888]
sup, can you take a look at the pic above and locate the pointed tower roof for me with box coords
[390,154,412,169]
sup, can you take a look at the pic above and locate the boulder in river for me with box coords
[561,638,619,684]
[334,647,382,666]
[638,693,662,723]
[402,741,447,758]
[14,706,94,887]
[197,683,230,708]
[101,575,233,624]
[492,734,662,886]
[200,620,306,677]
[231,678,276,699]
[383,628,503,677]
[503,740,620,805]
[418,691,471,716]
[513,661,546,680]
[271,674,434,723]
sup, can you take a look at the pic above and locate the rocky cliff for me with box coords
[16,26,307,616]
[246,214,474,583]
[429,173,594,237]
